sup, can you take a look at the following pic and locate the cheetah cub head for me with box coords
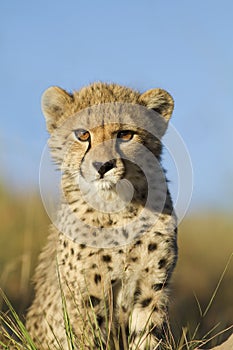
[41,83,174,214]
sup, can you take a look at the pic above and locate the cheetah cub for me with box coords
[26,83,178,349]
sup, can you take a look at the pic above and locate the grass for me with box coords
[1,287,232,350]
[0,185,232,349]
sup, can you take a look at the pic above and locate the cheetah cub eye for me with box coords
[74,129,90,142]
[117,130,134,142]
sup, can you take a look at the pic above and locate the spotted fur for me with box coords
[26,82,177,349]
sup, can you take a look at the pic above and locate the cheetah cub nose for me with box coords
[93,159,116,178]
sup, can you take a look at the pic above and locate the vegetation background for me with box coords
[0,185,232,348]
[1,1,233,348]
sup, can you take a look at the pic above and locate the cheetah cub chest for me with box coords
[26,82,178,350]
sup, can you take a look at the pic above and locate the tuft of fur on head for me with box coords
[41,82,174,133]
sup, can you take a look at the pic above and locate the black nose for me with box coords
[93,159,116,177]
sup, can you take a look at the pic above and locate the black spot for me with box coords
[69,199,79,205]
[92,263,97,269]
[89,251,95,257]
[111,279,116,284]
[107,266,113,271]
[154,231,162,236]
[131,257,138,262]
[77,253,81,260]
[70,248,74,255]
[118,249,124,254]
[96,315,104,326]
[145,267,149,273]
[89,296,101,307]
[141,297,152,308]
[63,241,68,248]
[68,262,73,270]
[102,255,112,262]
[80,244,86,249]
[148,243,157,252]
[158,259,167,269]
[86,208,94,213]
[94,274,101,284]
[152,305,159,312]
[134,240,142,246]
[128,206,135,213]
[152,283,167,291]
[130,330,136,341]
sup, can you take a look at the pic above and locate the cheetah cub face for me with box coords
[41,84,174,237]
[42,85,173,214]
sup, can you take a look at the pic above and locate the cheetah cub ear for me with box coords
[41,86,74,133]
[139,88,174,122]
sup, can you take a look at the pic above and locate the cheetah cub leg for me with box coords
[129,285,169,349]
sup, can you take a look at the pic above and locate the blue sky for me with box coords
[1,0,233,213]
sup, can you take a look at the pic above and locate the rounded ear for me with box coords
[41,86,74,133]
[139,88,174,122]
